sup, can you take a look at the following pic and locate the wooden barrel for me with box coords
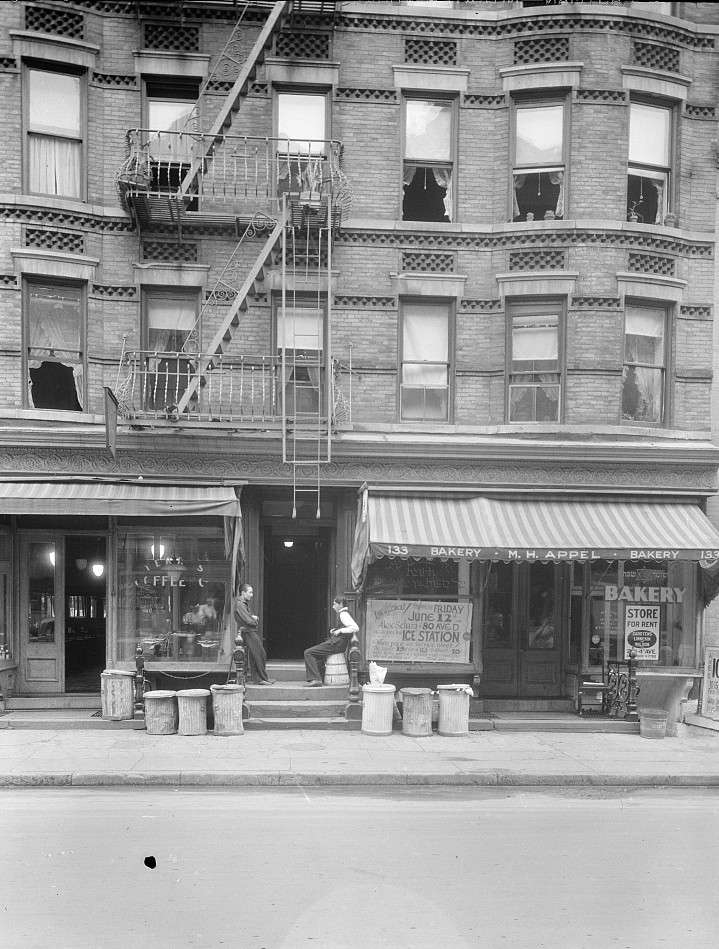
[144,690,178,735]
[324,651,349,685]
[361,684,396,735]
[176,688,211,736]
[100,670,135,721]
[437,684,470,737]
[210,684,244,736]
[400,688,433,737]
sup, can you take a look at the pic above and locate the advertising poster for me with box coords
[624,605,660,660]
[366,598,472,663]
[702,647,719,721]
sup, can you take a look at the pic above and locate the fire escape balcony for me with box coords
[116,130,347,235]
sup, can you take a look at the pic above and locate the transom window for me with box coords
[403,97,454,222]
[508,303,561,422]
[26,65,83,199]
[400,302,451,421]
[25,281,84,411]
[627,101,672,225]
[622,304,666,424]
[512,99,565,222]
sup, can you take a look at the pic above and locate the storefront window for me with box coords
[117,530,229,663]
[0,530,10,659]
[527,561,556,649]
[485,561,512,648]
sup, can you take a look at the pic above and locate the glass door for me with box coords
[19,535,63,693]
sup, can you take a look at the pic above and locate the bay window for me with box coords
[25,281,84,411]
[627,101,672,224]
[512,99,565,222]
[403,97,454,222]
[508,303,562,422]
[622,304,666,424]
[400,302,451,421]
[26,64,83,199]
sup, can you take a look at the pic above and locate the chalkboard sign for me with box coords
[366,559,459,598]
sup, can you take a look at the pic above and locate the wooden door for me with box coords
[480,560,519,697]
[19,535,64,694]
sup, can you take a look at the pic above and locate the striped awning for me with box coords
[0,482,241,517]
[351,492,719,587]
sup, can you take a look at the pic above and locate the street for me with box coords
[1,786,717,949]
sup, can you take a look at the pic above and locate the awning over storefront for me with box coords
[351,491,719,588]
[0,482,242,518]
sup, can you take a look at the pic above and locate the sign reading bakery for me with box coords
[366,598,472,664]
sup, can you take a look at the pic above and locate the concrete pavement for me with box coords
[1,722,719,788]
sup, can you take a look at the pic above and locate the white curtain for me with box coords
[29,134,81,198]
[433,167,453,222]
[651,178,665,225]
[549,170,564,217]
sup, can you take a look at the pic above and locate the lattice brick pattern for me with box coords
[571,297,622,310]
[93,73,138,88]
[0,274,17,288]
[25,228,84,255]
[334,295,395,308]
[514,36,569,65]
[336,88,397,102]
[401,250,455,274]
[25,5,84,39]
[460,299,502,313]
[0,58,16,71]
[686,104,716,120]
[632,41,680,73]
[628,252,675,276]
[679,305,711,319]
[275,31,330,59]
[404,37,457,66]
[575,89,627,104]
[509,249,565,271]
[92,285,137,299]
[142,241,198,263]
[463,94,506,108]
[143,23,199,52]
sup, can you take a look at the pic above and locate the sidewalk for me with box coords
[1,724,718,788]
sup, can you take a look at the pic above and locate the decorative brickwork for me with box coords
[143,23,199,52]
[514,36,569,65]
[0,274,17,288]
[25,228,84,255]
[575,89,627,104]
[0,205,133,234]
[460,299,502,313]
[404,37,457,66]
[25,5,84,39]
[463,94,506,108]
[249,82,269,96]
[335,88,398,102]
[92,285,137,299]
[401,250,455,273]
[628,252,675,276]
[509,249,566,271]
[571,297,622,310]
[334,296,395,309]
[679,305,712,320]
[633,40,680,73]
[0,58,17,71]
[208,80,236,93]
[685,104,716,120]
[142,241,198,263]
[92,73,138,88]
[275,31,330,59]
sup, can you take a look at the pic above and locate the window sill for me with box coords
[2,408,105,425]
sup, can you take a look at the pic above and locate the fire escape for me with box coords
[115,0,350,516]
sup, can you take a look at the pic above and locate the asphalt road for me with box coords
[1,786,717,949]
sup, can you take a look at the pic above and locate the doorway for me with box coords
[480,560,564,698]
[19,533,107,694]
[263,532,329,659]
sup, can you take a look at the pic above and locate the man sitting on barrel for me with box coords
[304,595,359,687]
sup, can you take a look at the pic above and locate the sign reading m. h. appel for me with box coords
[366,598,472,663]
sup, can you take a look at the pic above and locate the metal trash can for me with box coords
[400,688,433,737]
[144,690,178,735]
[361,683,396,736]
[210,684,244,736]
[437,684,471,737]
[100,669,135,721]
[639,707,669,739]
[177,688,211,736]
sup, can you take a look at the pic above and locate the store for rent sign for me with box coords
[366,598,472,663]
[624,605,660,660]
[701,648,719,721]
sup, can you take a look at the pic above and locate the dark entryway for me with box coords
[263,532,329,659]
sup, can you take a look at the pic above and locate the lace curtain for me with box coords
[513,170,564,218]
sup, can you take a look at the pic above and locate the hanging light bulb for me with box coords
[49,550,56,567]
[91,563,105,578]
[283,540,294,548]
[150,543,165,559]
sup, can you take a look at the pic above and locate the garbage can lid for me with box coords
[437,683,472,692]
[101,669,135,677]
[400,688,431,697]
[144,689,177,698]
[210,684,243,693]
[176,688,211,697]
[362,683,396,693]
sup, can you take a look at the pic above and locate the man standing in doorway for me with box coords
[304,595,359,687]
[234,583,275,685]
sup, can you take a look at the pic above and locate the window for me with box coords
[403,97,454,222]
[26,64,83,199]
[512,99,565,222]
[508,302,561,422]
[400,302,451,421]
[622,303,666,424]
[276,91,328,199]
[144,79,199,203]
[276,301,325,417]
[25,281,84,411]
[142,289,199,413]
[627,101,672,224]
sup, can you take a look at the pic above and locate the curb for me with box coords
[2,771,719,788]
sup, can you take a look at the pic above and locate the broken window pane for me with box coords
[27,283,83,411]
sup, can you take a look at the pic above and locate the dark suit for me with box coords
[234,600,270,683]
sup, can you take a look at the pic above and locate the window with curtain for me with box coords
[26,66,83,199]
[512,99,565,222]
[276,91,328,200]
[142,289,199,413]
[508,304,561,422]
[400,303,451,421]
[622,304,666,424]
[144,79,199,206]
[627,101,671,224]
[25,282,84,411]
[403,98,454,222]
[276,302,325,417]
